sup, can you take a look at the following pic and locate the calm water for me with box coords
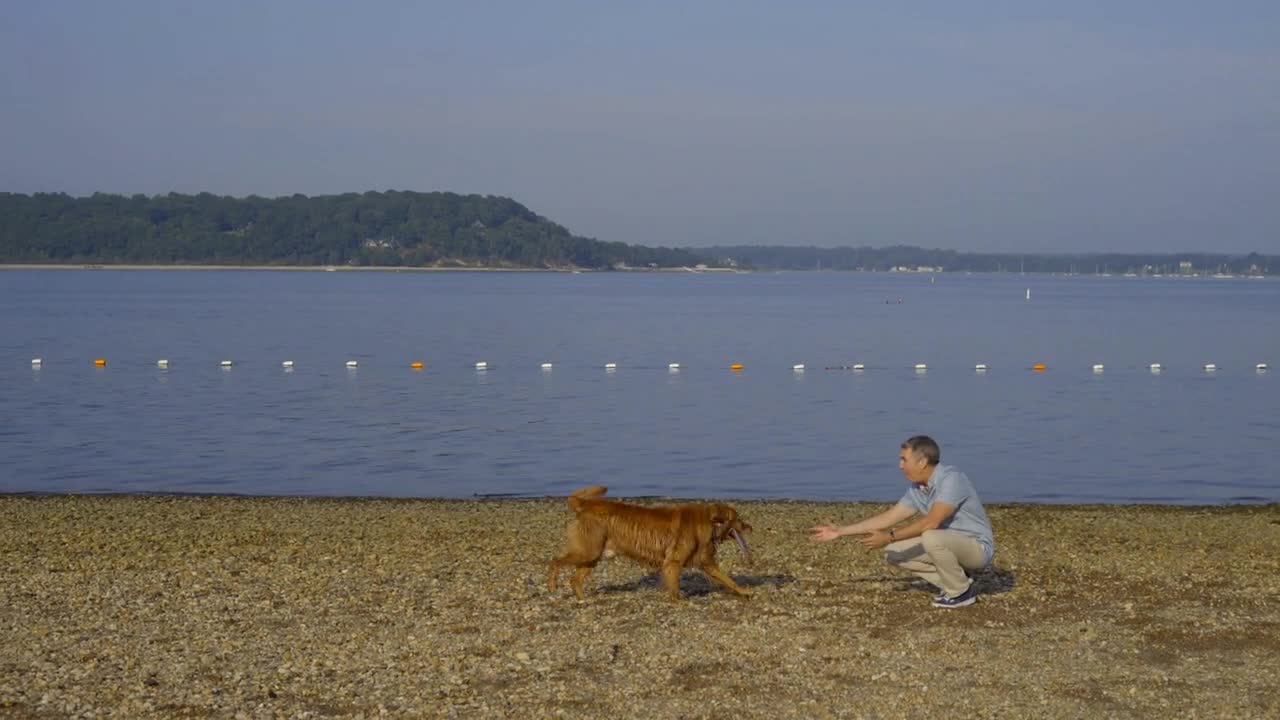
[1,269,1277,504]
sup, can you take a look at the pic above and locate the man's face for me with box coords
[899,447,932,485]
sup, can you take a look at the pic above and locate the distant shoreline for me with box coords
[0,263,751,273]
[0,263,1269,278]
[0,263,573,273]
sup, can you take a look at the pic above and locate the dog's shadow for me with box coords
[597,571,795,597]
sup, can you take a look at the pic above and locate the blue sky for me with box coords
[2,1,1277,253]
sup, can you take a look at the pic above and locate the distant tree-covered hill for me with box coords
[0,191,710,269]
[703,245,1276,276]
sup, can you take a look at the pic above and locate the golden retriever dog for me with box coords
[547,485,753,601]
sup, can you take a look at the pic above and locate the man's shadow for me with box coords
[598,571,795,597]
[855,565,1017,596]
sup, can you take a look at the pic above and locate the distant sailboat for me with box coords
[1025,288,1031,301]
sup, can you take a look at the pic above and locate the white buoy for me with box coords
[668,362,681,370]
[604,362,618,370]
[1025,288,1031,301]
[852,363,865,371]
[792,364,805,372]
[1092,364,1105,373]
[220,360,233,368]
[540,362,553,370]
[975,363,988,372]
[1259,363,1270,372]
[914,363,928,372]
[1150,363,1162,373]
[282,360,294,368]
[1204,363,1217,372]
[31,358,42,367]
[157,359,169,368]
[475,361,489,370]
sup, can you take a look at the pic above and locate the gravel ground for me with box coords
[1,495,1277,719]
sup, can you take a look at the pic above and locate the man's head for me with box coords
[899,435,940,485]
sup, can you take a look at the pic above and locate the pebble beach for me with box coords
[2,495,1277,719]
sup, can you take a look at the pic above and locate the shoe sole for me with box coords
[932,596,977,609]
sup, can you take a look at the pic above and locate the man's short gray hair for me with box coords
[901,435,941,466]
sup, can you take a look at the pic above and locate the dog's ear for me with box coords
[710,504,737,526]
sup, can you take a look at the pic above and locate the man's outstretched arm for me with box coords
[858,501,957,548]
[810,503,916,542]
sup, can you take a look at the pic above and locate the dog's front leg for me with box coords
[547,561,563,593]
[660,561,685,602]
[569,565,595,601]
[700,561,752,597]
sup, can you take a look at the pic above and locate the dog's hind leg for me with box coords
[700,561,752,597]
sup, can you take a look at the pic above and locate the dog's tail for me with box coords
[567,485,608,513]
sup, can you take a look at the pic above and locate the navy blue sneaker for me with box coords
[932,583,978,609]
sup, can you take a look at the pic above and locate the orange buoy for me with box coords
[94,358,107,366]
[411,361,424,370]
[730,363,744,371]
[1032,363,1047,372]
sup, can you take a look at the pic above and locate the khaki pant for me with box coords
[884,530,988,597]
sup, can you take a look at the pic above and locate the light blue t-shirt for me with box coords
[896,464,995,565]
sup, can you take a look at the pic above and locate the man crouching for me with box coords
[810,435,995,608]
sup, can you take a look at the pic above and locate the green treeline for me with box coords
[706,245,1277,276]
[0,191,708,269]
[2,191,1273,274]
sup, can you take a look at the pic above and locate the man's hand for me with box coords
[809,523,844,542]
[858,530,892,549]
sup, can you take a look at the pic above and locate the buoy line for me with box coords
[20,358,1272,375]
